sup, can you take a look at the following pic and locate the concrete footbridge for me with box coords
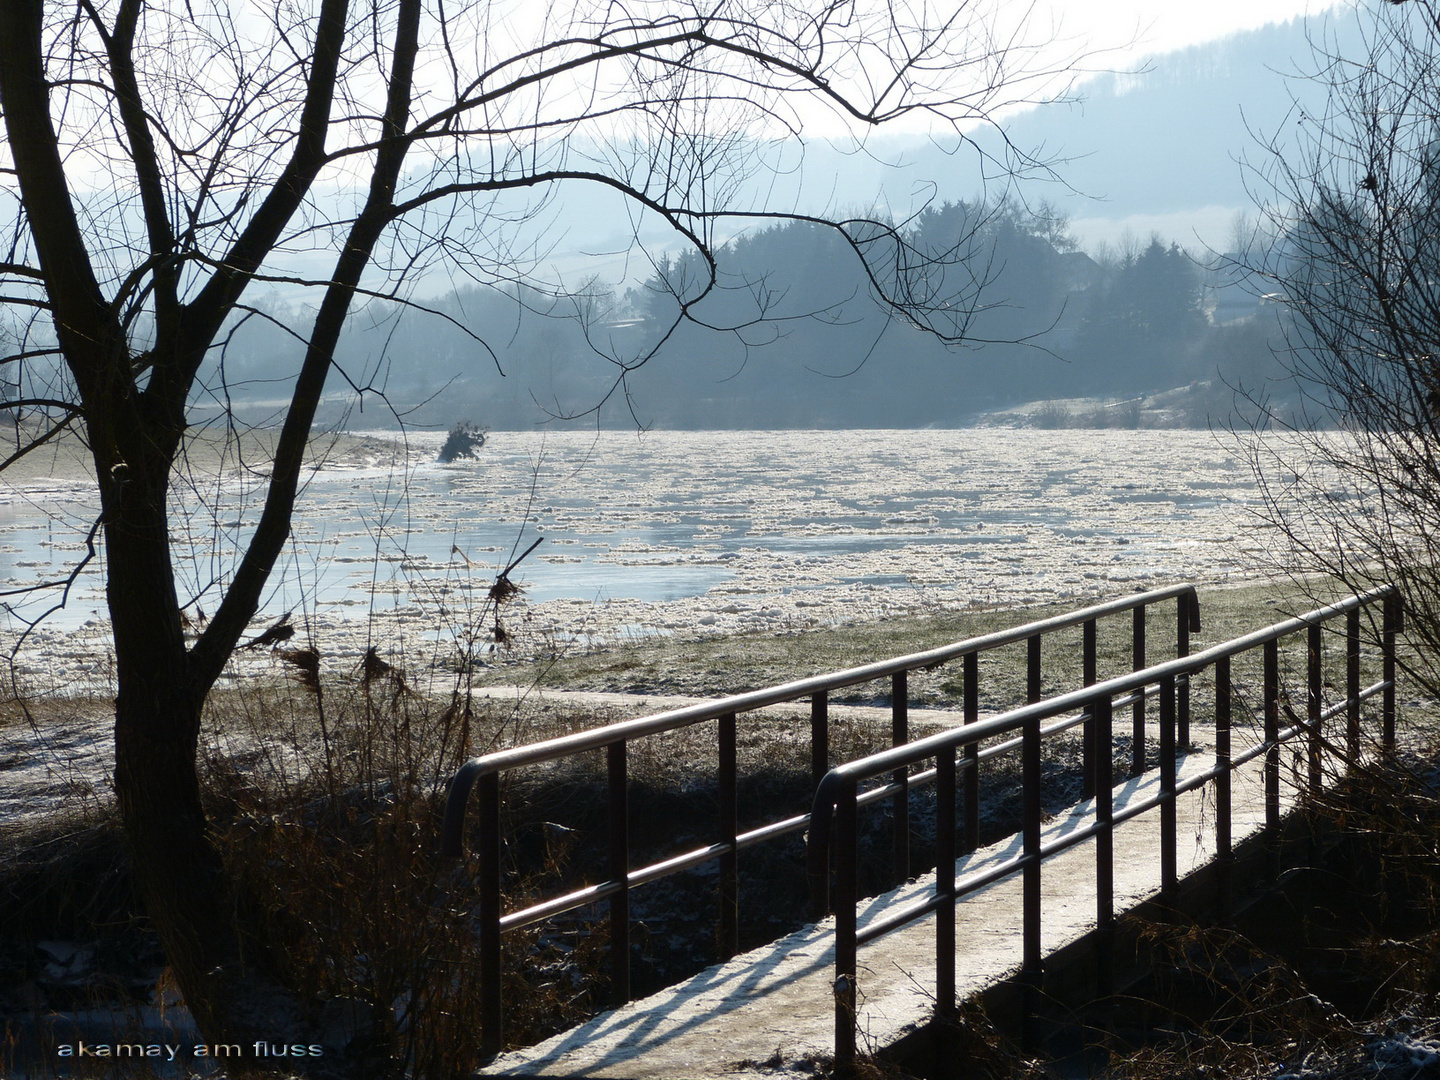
[440,585,1402,1078]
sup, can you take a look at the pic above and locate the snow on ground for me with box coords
[0,426,1311,827]
[0,708,113,826]
[1,428,1290,685]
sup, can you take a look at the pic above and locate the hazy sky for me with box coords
[940,0,1351,251]
[530,2,1357,285]
[1049,0,1343,58]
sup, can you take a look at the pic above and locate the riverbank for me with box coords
[0,576,1399,831]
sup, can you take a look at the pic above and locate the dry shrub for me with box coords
[1126,923,1359,1066]
[930,1000,1056,1080]
[1308,747,1440,927]
[199,661,496,1077]
[0,809,181,1080]
[0,815,137,949]
[198,650,639,1078]
[1106,735,1440,1080]
[0,661,612,1079]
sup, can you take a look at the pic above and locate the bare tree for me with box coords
[1240,0,1440,693]
[0,0,1079,1058]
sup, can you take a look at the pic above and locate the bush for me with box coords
[437,422,487,463]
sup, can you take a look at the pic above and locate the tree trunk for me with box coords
[103,456,302,1053]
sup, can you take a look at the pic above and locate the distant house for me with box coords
[1056,250,1104,293]
[1205,257,1264,324]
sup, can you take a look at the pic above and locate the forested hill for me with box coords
[606,207,1283,428]
[207,203,1287,430]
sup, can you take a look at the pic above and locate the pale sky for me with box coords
[1047,0,1344,59]
[518,1,1359,285]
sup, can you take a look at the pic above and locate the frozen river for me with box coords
[0,428,1276,687]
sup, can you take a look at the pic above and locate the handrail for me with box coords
[439,583,1200,1058]
[814,586,1386,794]
[440,583,1199,857]
[809,585,1402,1073]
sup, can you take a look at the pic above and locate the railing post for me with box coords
[936,747,957,1021]
[1347,608,1361,761]
[477,771,503,1058]
[1264,639,1280,884]
[1308,624,1323,794]
[1159,675,1177,909]
[608,742,631,1006]
[1094,694,1114,997]
[718,712,739,961]
[1215,655,1232,924]
[1383,593,1400,752]
[834,777,859,1075]
[962,651,980,854]
[812,691,830,792]
[1027,633,1042,704]
[1131,604,1146,776]
[1082,618,1097,800]
[1025,624,1044,1034]
[1022,710,1043,1027]
[1177,592,1192,748]
[892,671,910,885]
[806,782,832,921]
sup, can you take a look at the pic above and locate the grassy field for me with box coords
[474,577,1374,712]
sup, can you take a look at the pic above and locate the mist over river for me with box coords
[0,429,1282,688]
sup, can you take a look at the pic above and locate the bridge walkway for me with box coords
[478,721,1288,1079]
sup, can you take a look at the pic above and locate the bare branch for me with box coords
[181,0,350,357]
[1239,0,1440,695]
[0,409,81,472]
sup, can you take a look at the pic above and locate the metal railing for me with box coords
[807,587,1401,1073]
[440,584,1200,1056]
